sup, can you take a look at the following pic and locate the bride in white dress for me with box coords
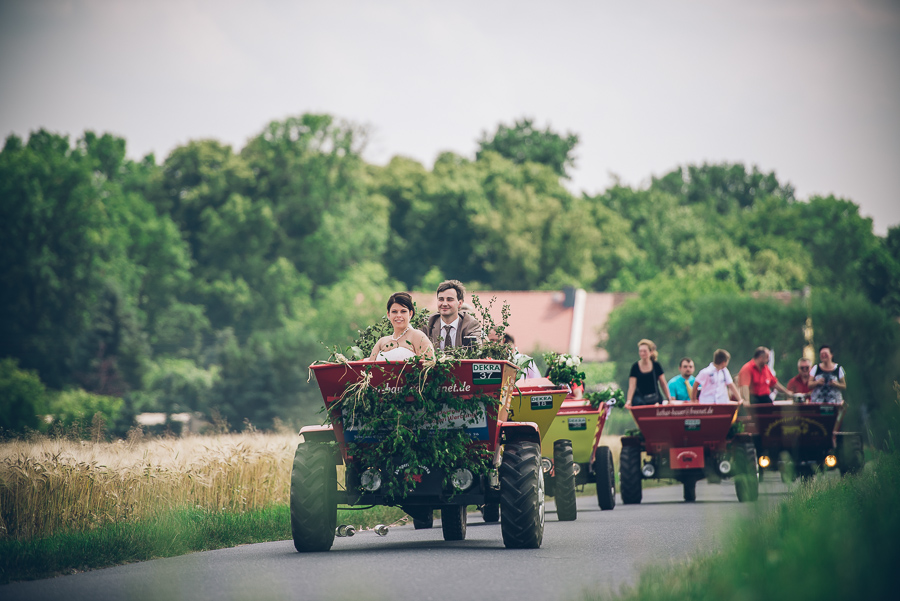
[367,292,435,361]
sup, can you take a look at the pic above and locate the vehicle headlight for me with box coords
[759,455,771,469]
[642,463,656,478]
[541,457,553,473]
[360,468,382,491]
[572,463,581,476]
[451,468,474,491]
[825,454,837,468]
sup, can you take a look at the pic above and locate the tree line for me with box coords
[1,115,898,440]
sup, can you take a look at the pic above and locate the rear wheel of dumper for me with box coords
[441,505,466,541]
[682,477,697,502]
[594,446,616,510]
[733,442,759,502]
[553,440,577,521]
[837,433,865,476]
[481,503,500,523]
[290,443,337,552]
[619,445,642,505]
[500,441,544,549]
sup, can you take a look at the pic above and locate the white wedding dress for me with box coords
[377,346,416,361]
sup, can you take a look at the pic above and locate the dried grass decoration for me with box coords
[329,356,500,500]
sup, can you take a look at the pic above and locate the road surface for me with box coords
[3,479,789,601]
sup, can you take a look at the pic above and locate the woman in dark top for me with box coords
[625,339,673,406]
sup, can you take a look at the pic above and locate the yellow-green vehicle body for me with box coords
[508,377,570,440]
[540,399,611,466]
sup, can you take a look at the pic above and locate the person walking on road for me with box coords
[625,339,673,406]
[692,349,743,404]
[738,347,790,404]
[667,357,696,401]
[807,345,846,404]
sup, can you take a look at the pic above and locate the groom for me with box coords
[421,280,482,350]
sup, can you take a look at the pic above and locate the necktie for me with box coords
[443,325,453,350]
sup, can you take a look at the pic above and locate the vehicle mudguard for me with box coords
[500,421,541,445]
[299,425,341,464]
[620,435,643,448]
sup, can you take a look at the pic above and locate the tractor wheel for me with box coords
[619,445,643,505]
[682,477,696,502]
[441,505,466,541]
[553,440,577,521]
[290,443,337,552]
[413,513,434,529]
[733,442,759,503]
[481,503,500,523]
[499,441,545,549]
[594,446,616,510]
[838,433,865,476]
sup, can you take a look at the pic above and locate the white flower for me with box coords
[573,356,582,366]
[566,357,575,367]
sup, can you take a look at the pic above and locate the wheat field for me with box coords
[0,432,301,540]
[0,430,625,541]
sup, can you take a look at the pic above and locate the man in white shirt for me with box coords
[692,349,743,404]
[420,280,482,350]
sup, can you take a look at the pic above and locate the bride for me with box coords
[367,292,435,361]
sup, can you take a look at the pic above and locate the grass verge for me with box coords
[0,503,405,584]
[583,451,900,601]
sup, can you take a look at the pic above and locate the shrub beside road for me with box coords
[585,450,899,601]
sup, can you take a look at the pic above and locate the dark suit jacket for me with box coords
[421,312,482,348]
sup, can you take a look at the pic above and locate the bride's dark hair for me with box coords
[386,292,415,316]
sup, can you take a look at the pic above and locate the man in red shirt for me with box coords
[786,357,812,398]
[738,347,791,404]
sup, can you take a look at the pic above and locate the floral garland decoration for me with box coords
[542,352,586,388]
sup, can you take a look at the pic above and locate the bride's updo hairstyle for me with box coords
[386,292,415,316]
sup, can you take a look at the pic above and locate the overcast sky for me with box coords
[2,0,898,234]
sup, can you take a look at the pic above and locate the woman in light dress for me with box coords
[368,292,435,361]
[807,344,846,404]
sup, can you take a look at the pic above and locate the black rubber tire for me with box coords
[682,477,696,502]
[481,503,500,523]
[619,445,643,505]
[594,446,616,510]
[838,433,865,476]
[499,441,545,549]
[553,440,577,521]
[733,442,760,502]
[413,514,434,529]
[441,505,466,541]
[290,443,337,552]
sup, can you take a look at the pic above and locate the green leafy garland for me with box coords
[585,387,626,410]
[316,294,519,500]
[333,356,500,499]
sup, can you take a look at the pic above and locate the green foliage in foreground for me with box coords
[0,503,405,584]
[586,452,900,601]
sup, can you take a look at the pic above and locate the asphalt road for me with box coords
[3,480,789,601]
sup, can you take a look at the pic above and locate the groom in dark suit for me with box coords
[421,280,482,350]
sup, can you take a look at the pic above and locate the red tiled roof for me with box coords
[410,290,635,362]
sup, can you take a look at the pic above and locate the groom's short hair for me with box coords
[436,280,465,301]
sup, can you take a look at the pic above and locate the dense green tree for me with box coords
[477,118,579,178]
[0,358,49,432]
[242,114,388,287]
[0,131,109,386]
